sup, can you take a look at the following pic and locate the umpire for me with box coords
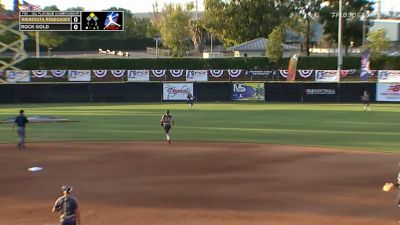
[13,109,28,149]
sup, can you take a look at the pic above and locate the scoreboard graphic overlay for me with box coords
[19,11,124,31]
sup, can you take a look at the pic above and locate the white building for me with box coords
[227,38,299,58]
[370,19,400,42]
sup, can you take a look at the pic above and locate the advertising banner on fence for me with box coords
[378,70,400,83]
[246,70,274,78]
[232,83,265,101]
[163,83,194,101]
[186,70,208,82]
[127,70,150,82]
[6,70,31,83]
[376,83,400,102]
[68,70,91,82]
[315,70,339,82]
[305,88,336,95]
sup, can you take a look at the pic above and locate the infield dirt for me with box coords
[0,141,399,225]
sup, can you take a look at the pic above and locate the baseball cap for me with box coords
[61,185,73,194]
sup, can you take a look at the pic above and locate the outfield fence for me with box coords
[1,70,399,103]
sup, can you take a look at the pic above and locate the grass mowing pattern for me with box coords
[0,103,399,152]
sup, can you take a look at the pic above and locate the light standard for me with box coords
[154,37,161,58]
[361,11,369,47]
[337,0,343,75]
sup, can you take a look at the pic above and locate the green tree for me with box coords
[267,25,285,63]
[159,3,192,56]
[319,0,374,54]
[190,20,207,53]
[65,7,85,11]
[131,17,152,38]
[366,29,390,59]
[39,32,66,51]
[42,5,60,11]
[37,5,65,53]
[204,0,294,47]
[293,0,322,56]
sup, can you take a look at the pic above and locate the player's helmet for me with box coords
[61,185,73,194]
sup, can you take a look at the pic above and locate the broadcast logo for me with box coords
[104,12,121,30]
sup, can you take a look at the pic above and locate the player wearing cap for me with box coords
[13,109,29,149]
[160,110,175,144]
[52,185,81,225]
[187,93,195,109]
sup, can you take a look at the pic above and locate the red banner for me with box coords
[287,55,298,81]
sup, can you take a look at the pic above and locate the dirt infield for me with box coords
[1,141,400,225]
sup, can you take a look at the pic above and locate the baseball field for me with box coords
[1,102,400,225]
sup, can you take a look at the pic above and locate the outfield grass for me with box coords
[0,103,399,152]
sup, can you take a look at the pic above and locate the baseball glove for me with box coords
[383,182,394,192]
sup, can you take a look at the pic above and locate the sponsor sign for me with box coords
[376,83,400,102]
[127,70,150,82]
[305,89,336,95]
[232,83,265,101]
[315,70,339,82]
[68,70,91,82]
[186,70,208,82]
[378,70,400,83]
[163,83,194,101]
[6,70,31,83]
[247,70,274,77]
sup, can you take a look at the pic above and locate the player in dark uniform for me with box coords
[361,90,371,111]
[187,93,195,109]
[160,110,175,144]
[52,185,81,225]
[13,109,29,149]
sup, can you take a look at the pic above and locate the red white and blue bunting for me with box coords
[298,70,313,78]
[152,70,166,78]
[93,70,108,78]
[51,70,67,78]
[279,70,288,78]
[228,70,242,78]
[111,70,125,78]
[210,70,224,78]
[32,70,48,78]
[170,70,184,78]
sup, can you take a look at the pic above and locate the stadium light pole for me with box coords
[35,31,40,58]
[337,0,343,75]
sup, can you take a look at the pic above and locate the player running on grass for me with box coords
[160,110,175,144]
[187,93,195,109]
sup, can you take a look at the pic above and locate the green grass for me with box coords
[0,103,399,152]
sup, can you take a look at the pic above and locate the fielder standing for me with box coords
[160,110,175,144]
[52,185,81,225]
[13,109,28,149]
[361,90,371,111]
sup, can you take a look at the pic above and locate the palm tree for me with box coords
[190,20,206,53]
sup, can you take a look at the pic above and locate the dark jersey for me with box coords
[14,115,28,127]
[53,196,79,221]
[362,93,370,102]
[161,114,172,125]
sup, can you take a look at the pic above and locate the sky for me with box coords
[1,0,397,13]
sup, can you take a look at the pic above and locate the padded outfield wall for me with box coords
[0,82,380,104]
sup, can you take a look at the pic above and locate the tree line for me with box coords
[1,0,396,59]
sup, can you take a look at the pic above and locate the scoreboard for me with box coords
[19,11,124,31]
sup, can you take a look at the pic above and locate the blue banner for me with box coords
[360,49,371,81]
